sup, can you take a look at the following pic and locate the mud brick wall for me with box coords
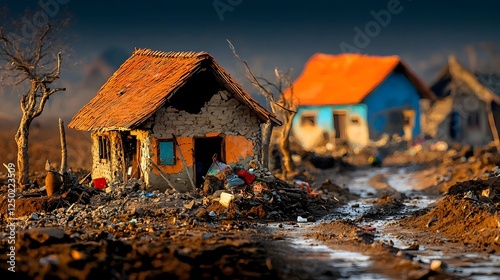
[90,131,125,186]
[153,90,261,139]
[145,90,262,191]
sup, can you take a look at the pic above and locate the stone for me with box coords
[482,188,496,199]
[430,259,446,271]
[40,254,59,266]
[133,208,145,216]
[297,216,308,223]
[184,200,195,210]
[407,241,420,250]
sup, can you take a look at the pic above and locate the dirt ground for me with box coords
[1,143,500,279]
[400,177,500,254]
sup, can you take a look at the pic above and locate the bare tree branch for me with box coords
[255,77,282,93]
[228,39,296,114]
[227,39,298,176]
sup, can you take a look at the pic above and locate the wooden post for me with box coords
[59,118,67,175]
[261,120,272,169]
[58,118,70,188]
[149,159,178,192]
[172,134,196,191]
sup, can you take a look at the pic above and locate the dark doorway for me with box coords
[449,111,461,141]
[194,137,224,186]
[123,133,141,179]
[333,111,347,139]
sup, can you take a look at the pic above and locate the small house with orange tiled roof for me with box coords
[286,53,435,151]
[69,48,280,191]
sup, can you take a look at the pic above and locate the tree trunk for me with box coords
[260,120,273,169]
[279,115,295,178]
[59,118,67,175]
[15,117,30,190]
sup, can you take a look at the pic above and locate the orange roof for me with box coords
[285,53,434,106]
[69,48,280,131]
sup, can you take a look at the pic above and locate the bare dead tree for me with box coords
[227,40,298,178]
[0,22,66,189]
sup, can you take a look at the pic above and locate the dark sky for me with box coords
[2,0,500,120]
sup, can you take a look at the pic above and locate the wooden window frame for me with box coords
[98,135,110,162]
[158,139,176,166]
[300,112,317,126]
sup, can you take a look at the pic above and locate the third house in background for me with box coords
[423,55,500,147]
[284,53,435,152]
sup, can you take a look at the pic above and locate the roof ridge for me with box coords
[133,48,210,59]
[314,52,399,56]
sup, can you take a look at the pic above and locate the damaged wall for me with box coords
[91,131,127,185]
[425,95,492,146]
[146,90,262,191]
[130,129,152,189]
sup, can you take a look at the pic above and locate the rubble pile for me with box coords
[199,161,339,222]
[401,174,500,253]
[424,144,500,193]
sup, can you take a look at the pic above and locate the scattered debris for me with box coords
[219,192,234,208]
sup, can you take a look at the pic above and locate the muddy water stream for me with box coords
[270,168,500,279]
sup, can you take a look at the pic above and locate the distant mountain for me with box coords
[82,47,129,89]
[0,47,130,122]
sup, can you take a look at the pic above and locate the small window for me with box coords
[98,136,110,161]
[301,113,316,126]
[351,116,360,124]
[158,140,175,165]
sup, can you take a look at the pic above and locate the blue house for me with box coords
[285,53,435,152]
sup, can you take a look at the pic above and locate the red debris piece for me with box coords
[236,169,256,185]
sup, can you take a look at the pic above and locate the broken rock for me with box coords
[430,259,447,272]
[184,200,195,210]
[297,216,308,223]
